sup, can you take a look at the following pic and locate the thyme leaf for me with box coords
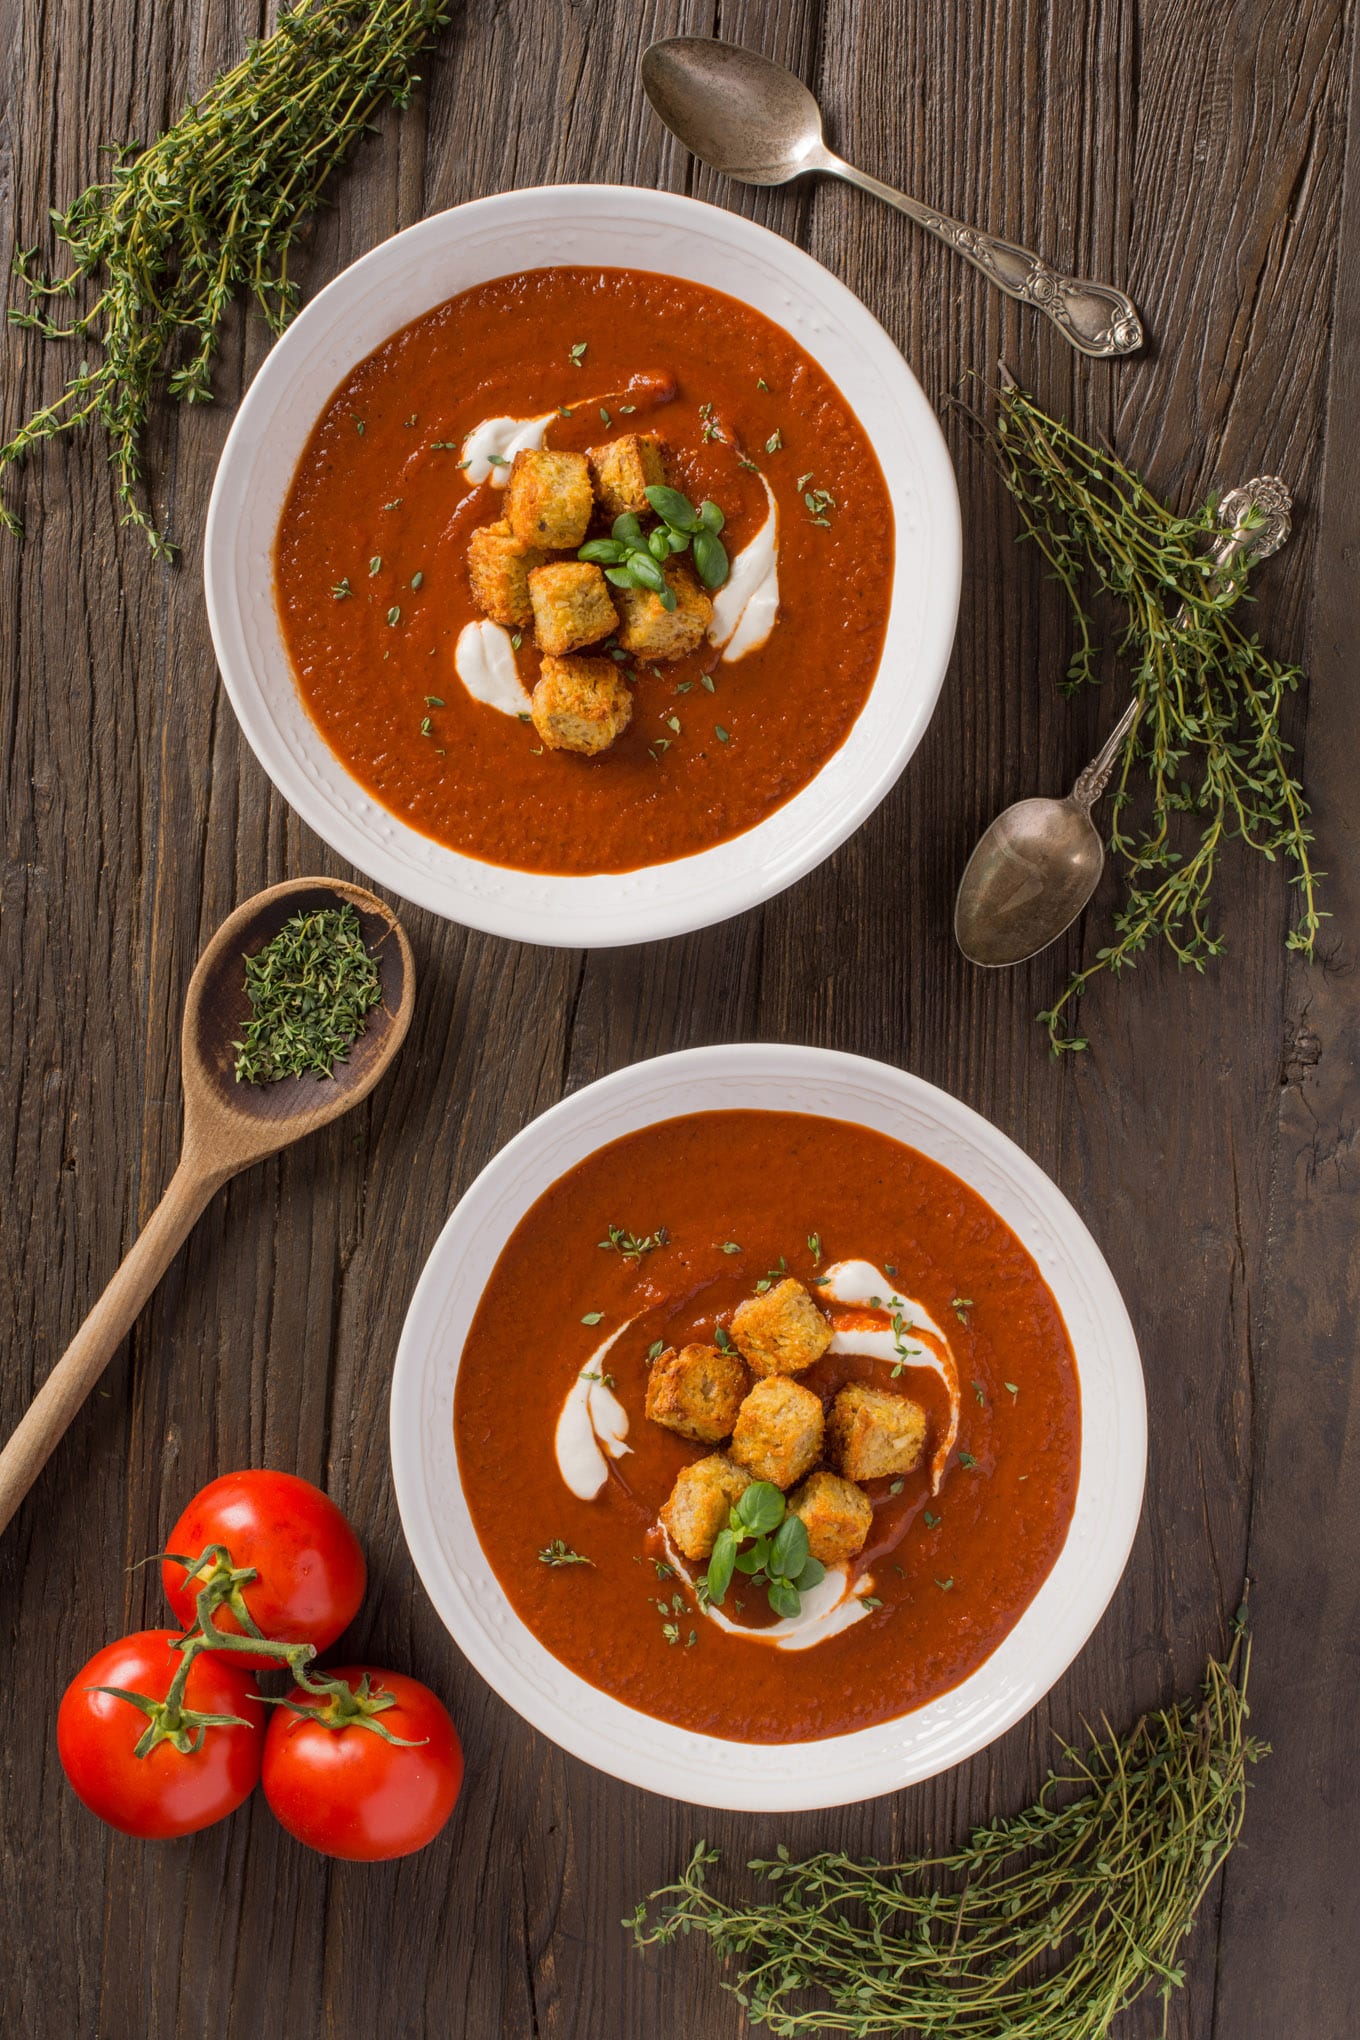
[232,902,382,1085]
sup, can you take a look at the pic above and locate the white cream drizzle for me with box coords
[660,1529,876,1653]
[818,1259,961,1494]
[459,412,556,487]
[553,1325,634,1501]
[454,619,533,717]
[708,476,779,663]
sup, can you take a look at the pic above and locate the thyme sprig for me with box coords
[631,1623,1263,2036]
[233,903,382,1084]
[1,0,447,557]
[986,383,1321,1053]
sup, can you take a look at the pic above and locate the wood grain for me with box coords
[1,0,1356,2034]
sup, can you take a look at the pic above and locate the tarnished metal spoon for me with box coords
[641,36,1143,358]
[954,476,1294,968]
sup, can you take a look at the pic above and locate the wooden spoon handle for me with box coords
[0,1156,225,1536]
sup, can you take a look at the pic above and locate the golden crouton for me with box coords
[505,448,594,548]
[588,433,667,518]
[731,1278,832,1378]
[528,560,618,656]
[661,1454,751,1561]
[614,563,714,661]
[467,519,546,628]
[530,655,633,756]
[646,1343,749,1444]
[826,1384,927,1483]
[729,1376,824,1490]
[787,1470,873,1565]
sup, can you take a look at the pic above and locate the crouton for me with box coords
[731,1278,832,1378]
[729,1376,824,1490]
[505,448,594,549]
[588,433,667,518]
[646,1342,749,1444]
[787,1470,873,1565]
[660,1453,751,1561]
[467,519,546,628]
[826,1383,927,1482]
[530,654,633,756]
[614,562,714,661]
[528,560,618,656]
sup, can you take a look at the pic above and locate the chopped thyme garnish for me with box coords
[958,1450,978,1469]
[647,1339,665,1360]
[581,1310,604,1326]
[410,570,423,589]
[331,577,352,599]
[599,1224,670,1261]
[713,1326,736,1354]
[803,486,836,526]
[600,406,611,425]
[538,1540,592,1568]
[720,1240,741,1255]
[382,497,402,509]
[424,694,444,706]
[386,605,400,626]
[714,725,730,744]
[973,1379,987,1406]
[700,673,716,693]
[569,341,587,366]
[419,716,431,736]
[807,1231,821,1264]
[952,1296,973,1324]
[923,1509,940,1528]
[351,415,365,435]
[232,903,382,1086]
[936,1576,955,1590]
[765,428,783,453]
[1005,1381,1020,1398]
[368,555,381,575]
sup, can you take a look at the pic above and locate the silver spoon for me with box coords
[641,36,1143,358]
[953,476,1294,969]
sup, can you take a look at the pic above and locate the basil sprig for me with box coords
[579,485,729,609]
[699,1481,826,1620]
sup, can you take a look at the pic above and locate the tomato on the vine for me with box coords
[57,1629,263,1839]
[262,1665,462,1861]
[161,1470,365,1666]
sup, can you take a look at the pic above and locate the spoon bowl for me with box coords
[182,876,414,1164]
[0,876,414,1536]
[641,37,828,184]
[955,798,1105,968]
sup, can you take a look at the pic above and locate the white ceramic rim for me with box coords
[204,185,961,947]
[389,1045,1146,1810]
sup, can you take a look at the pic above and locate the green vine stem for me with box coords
[630,1618,1264,2037]
[975,381,1323,1054]
[92,1543,425,1754]
[1,0,447,557]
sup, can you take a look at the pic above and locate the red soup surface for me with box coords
[454,1111,1081,1744]
[274,268,894,874]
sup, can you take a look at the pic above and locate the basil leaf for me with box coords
[604,566,638,588]
[734,1537,770,1574]
[795,1557,826,1592]
[770,1515,809,1577]
[736,1481,785,1534]
[705,1528,737,1605]
[644,484,700,532]
[647,529,671,561]
[626,552,667,595]
[612,512,645,546]
[691,529,730,590]
[699,498,725,534]
[767,1579,801,1621]
[579,537,627,564]
[665,528,690,552]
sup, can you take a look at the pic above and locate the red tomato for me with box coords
[262,1665,462,1861]
[162,1470,365,1667]
[57,1629,263,1839]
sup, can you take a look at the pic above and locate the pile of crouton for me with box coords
[467,435,714,756]
[646,1276,928,1576]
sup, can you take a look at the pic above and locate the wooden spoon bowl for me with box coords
[0,876,415,1536]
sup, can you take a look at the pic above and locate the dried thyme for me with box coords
[233,903,382,1084]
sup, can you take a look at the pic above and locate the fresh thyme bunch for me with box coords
[988,383,1322,1053]
[630,1625,1264,2037]
[1,0,447,557]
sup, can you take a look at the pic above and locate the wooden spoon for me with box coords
[0,877,415,1536]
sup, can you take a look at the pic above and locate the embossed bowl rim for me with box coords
[204,185,961,946]
[390,1044,1146,1809]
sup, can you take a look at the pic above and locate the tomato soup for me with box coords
[454,1111,1081,1744]
[274,268,894,874]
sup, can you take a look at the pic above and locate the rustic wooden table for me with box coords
[2,2,1357,2034]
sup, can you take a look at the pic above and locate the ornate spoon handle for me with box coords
[1069,475,1294,813]
[823,154,1143,358]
